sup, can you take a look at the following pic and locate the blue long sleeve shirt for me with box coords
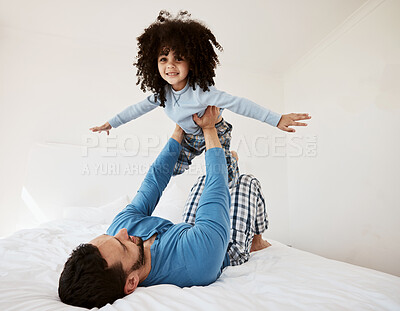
[108,81,282,135]
[106,138,231,287]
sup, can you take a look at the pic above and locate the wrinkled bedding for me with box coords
[1,219,400,311]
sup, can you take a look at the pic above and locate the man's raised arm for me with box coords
[118,126,184,219]
[181,107,231,285]
[131,125,184,216]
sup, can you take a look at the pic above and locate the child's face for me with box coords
[157,49,190,91]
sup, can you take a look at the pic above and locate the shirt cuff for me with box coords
[108,117,121,128]
[265,111,282,127]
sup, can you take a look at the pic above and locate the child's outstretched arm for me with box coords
[89,95,159,135]
[198,86,311,132]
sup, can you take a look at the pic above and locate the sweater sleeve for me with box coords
[106,139,180,238]
[127,138,181,216]
[198,86,282,127]
[108,95,159,128]
[180,147,231,285]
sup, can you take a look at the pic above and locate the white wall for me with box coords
[3,0,399,277]
[0,6,288,242]
[284,0,400,276]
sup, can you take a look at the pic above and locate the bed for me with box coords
[1,143,399,310]
[1,214,400,311]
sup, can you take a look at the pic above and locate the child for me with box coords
[90,10,311,188]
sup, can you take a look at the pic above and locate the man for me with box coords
[58,106,271,308]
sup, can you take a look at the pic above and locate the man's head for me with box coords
[58,228,145,308]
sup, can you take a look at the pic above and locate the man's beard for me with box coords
[129,237,145,272]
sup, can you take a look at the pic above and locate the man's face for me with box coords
[90,228,145,273]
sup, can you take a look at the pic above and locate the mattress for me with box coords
[1,217,399,311]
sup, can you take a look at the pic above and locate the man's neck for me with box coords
[138,233,157,283]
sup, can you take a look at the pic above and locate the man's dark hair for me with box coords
[58,243,126,308]
[134,10,223,107]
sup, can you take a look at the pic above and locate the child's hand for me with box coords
[277,113,311,133]
[89,122,112,135]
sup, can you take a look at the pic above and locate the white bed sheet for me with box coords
[1,218,400,311]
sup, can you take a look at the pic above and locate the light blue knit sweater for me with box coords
[109,81,282,135]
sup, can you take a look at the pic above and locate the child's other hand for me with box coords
[89,122,112,135]
[277,113,311,133]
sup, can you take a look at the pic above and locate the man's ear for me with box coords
[124,272,139,295]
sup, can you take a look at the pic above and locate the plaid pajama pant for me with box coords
[173,119,239,188]
[182,174,269,266]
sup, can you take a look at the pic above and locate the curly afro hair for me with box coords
[134,10,223,107]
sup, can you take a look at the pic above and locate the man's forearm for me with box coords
[203,128,222,150]
[171,125,184,144]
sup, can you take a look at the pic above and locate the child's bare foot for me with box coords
[231,150,238,162]
[250,234,271,252]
